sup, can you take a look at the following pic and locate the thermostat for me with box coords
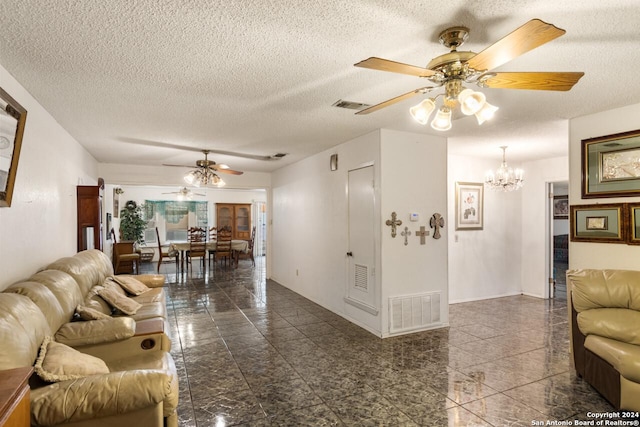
[410,213,419,222]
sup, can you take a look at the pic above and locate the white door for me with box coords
[346,165,377,314]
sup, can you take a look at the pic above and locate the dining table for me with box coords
[172,240,249,272]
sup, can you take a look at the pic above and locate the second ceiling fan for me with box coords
[354,19,584,130]
[163,150,243,187]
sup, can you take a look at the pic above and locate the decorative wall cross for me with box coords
[415,226,429,245]
[385,211,402,238]
[430,213,445,239]
[400,226,411,245]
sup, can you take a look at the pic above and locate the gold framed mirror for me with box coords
[0,87,27,207]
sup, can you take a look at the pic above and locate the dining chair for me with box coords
[237,226,256,266]
[111,228,140,274]
[208,227,217,265]
[155,227,175,273]
[188,227,206,242]
[187,241,207,272]
[214,228,233,268]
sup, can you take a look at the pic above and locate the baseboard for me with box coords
[449,291,521,304]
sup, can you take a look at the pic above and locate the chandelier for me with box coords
[485,146,524,192]
[183,169,225,188]
[409,80,498,131]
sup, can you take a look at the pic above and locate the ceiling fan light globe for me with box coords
[475,102,499,125]
[458,89,486,115]
[430,107,452,131]
[409,98,436,125]
[184,172,196,185]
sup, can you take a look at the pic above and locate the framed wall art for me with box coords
[553,195,569,219]
[628,203,640,245]
[570,203,627,243]
[0,87,27,208]
[455,182,483,230]
[581,129,640,198]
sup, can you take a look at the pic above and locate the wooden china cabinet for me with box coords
[216,203,251,240]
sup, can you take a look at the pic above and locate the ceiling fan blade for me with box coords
[467,19,566,72]
[354,57,436,78]
[162,163,195,168]
[479,72,585,91]
[120,138,281,161]
[215,168,244,175]
[355,86,432,115]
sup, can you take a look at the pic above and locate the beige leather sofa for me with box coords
[567,269,640,411]
[0,249,178,427]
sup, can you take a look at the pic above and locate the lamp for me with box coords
[183,168,226,188]
[409,80,498,131]
[485,146,524,192]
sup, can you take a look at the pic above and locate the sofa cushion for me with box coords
[46,256,101,296]
[585,335,640,383]
[568,269,640,312]
[84,288,114,315]
[55,317,136,347]
[131,287,165,304]
[577,308,640,345]
[109,275,150,296]
[34,336,110,382]
[76,304,111,321]
[24,270,84,322]
[4,281,67,333]
[0,293,51,370]
[97,287,142,315]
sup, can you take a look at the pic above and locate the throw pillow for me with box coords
[75,304,111,321]
[97,287,142,315]
[109,275,150,296]
[34,336,110,382]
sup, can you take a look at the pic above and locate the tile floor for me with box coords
[146,257,620,426]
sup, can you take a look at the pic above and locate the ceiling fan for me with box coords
[163,150,243,187]
[121,138,287,161]
[354,19,584,128]
[162,187,205,200]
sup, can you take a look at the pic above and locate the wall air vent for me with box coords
[389,292,442,334]
[332,99,371,110]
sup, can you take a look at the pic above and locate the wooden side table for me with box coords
[0,367,32,427]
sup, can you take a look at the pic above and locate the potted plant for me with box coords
[119,200,147,244]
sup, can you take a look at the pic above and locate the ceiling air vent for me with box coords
[332,99,370,110]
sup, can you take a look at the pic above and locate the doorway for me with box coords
[549,181,569,299]
[346,165,377,314]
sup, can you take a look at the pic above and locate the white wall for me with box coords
[447,155,522,303]
[569,102,640,269]
[0,64,99,290]
[271,130,381,333]
[519,156,568,298]
[379,129,448,335]
[271,129,449,337]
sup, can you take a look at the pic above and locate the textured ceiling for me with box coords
[1,1,639,174]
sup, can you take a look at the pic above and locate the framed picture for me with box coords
[628,203,640,245]
[455,182,483,230]
[553,195,569,219]
[0,87,28,208]
[106,213,113,240]
[582,129,640,198]
[570,203,627,243]
[113,188,122,218]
